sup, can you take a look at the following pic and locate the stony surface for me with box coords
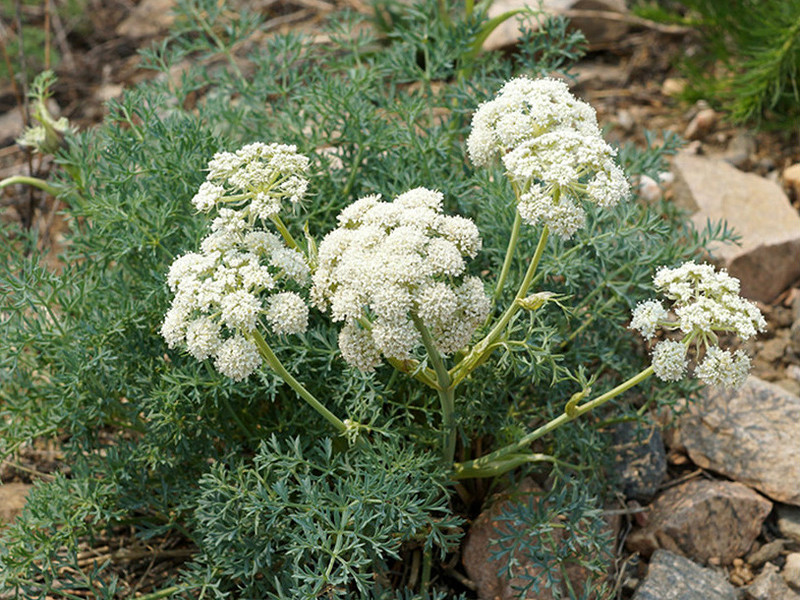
[679,376,800,505]
[626,478,771,565]
[0,483,32,523]
[462,479,611,600]
[745,562,800,600]
[784,163,800,201]
[784,554,800,590]
[610,423,667,502]
[483,0,629,51]
[778,505,800,543]
[632,550,738,600]
[747,539,785,568]
[671,152,800,302]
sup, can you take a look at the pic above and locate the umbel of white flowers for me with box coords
[161,143,312,381]
[467,77,630,238]
[312,188,491,372]
[630,261,766,389]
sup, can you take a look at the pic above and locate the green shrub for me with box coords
[0,1,745,597]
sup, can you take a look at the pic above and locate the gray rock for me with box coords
[680,376,800,505]
[745,562,800,600]
[723,132,757,169]
[778,505,800,543]
[784,554,800,590]
[671,152,800,302]
[610,423,667,502]
[747,539,785,568]
[633,550,738,600]
[483,0,629,51]
[626,478,771,565]
[791,320,800,355]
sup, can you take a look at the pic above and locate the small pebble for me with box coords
[638,175,661,203]
[662,77,687,97]
[685,108,718,140]
[783,163,800,199]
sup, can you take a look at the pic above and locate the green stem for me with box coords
[452,452,586,480]
[0,175,60,196]
[135,587,183,600]
[250,329,348,435]
[492,209,521,304]
[452,366,655,478]
[411,313,456,463]
[270,214,300,250]
[450,224,550,387]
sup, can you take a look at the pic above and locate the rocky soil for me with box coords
[1,1,800,598]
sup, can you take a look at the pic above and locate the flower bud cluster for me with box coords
[312,188,491,372]
[467,77,629,238]
[191,142,310,220]
[630,262,766,389]
[162,145,312,381]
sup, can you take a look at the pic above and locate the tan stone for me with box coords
[0,483,32,523]
[116,0,176,38]
[745,562,800,600]
[671,152,800,302]
[783,163,800,200]
[626,479,771,565]
[483,0,628,51]
[680,377,800,505]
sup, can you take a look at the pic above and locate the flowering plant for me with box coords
[0,5,753,596]
[162,77,764,480]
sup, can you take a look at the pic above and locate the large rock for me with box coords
[671,152,800,302]
[462,479,613,599]
[626,479,771,565]
[679,376,800,505]
[633,550,738,600]
[484,0,629,51]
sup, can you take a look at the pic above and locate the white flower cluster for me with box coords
[312,188,491,371]
[467,77,629,238]
[630,262,766,389]
[162,145,313,381]
[190,142,310,220]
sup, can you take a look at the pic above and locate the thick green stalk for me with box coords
[450,224,550,387]
[250,329,348,435]
[452,365,655,478]
[0,175,60,196]
[411,313,456,463]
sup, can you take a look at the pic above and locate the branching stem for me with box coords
[452,365,654,478]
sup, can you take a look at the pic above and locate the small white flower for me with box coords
[652,340,688,382]
[220,290,262,332]
[630,300,668,340]
[695,347,750,389]
[266,292,309,336]
[192,181,225,212]
[338,321,382,372]
[214,335,262,381]
[185,317,222,360]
